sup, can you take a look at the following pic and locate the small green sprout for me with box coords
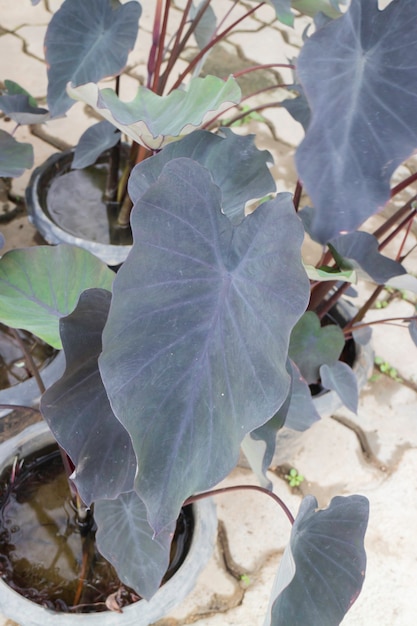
[285,468,305,488]
[240,574,251,586]
[374,356,403,383]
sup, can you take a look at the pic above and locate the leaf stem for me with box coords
[10,328,45,394]
[184,484,295,525]
[169,2,263,92]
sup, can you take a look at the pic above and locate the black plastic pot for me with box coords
[0,421,217,626]
[26,150,133,266]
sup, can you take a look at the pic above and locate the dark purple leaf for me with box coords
[190,1,217,50]
[329,232,406,284]
[242,360,293,489]
[409,320,417,347]
[94,492,175,600]
[41,288,137,505]
[296,0,417,243]
[128,128,275,224]
[0,81,49,125]
[267,495,369,626]
[320,361,358,413]
[281,86,311,131]
[284,360,320,430]
[72,121,121,169]
[45,0,141,116]
[0,130,33,177]
[100,158,309,532]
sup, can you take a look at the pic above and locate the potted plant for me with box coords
[0,0,417,623]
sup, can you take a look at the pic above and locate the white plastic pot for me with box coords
[0,421,217,626]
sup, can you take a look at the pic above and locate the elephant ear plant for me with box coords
[2,0,417,622]
[0,155,369,622]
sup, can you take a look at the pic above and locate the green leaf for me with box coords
[292,0,344,19]
[289,311,345,383]
[67,76,241,150]
[0,244,114,348]
[304,264,357,283]
[329,232,406,284]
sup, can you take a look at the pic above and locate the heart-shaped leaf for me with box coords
[94,491,175,600]
[0,244,114,348]
[67,76,241,150]
[41,289,137,504]
[0,130,33,177]
[320,361,358,413]
[329,232,406,284]
[99,158,309,532]
[45,0,141,116]
[289,311,345,384]
[265,495,369,626]
[296,0,417,243]
[128,128,275,223]
[72,121,121,169]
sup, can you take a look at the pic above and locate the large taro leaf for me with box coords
[128,128,275,223]
[45,0,141,116]
[41,289,136,505]
[99,158,309,533]
[67,76,241,150]
[0,130,33,177]
[94,492,175,600]
[329,232,406,284]
[296,0,417,244]
[265,495,369,626]
[288,311,345,384]
[0,244,114,348]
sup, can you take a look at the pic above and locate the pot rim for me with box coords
[25,150,132,267]
[0,421,217,625]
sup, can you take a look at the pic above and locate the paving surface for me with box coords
[0,1,417,624]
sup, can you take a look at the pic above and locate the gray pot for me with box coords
[26,151,132,267]
[0,421,217,626]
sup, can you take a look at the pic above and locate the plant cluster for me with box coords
[0,0,417,622]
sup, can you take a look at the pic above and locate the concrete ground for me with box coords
[0,1,416,624]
